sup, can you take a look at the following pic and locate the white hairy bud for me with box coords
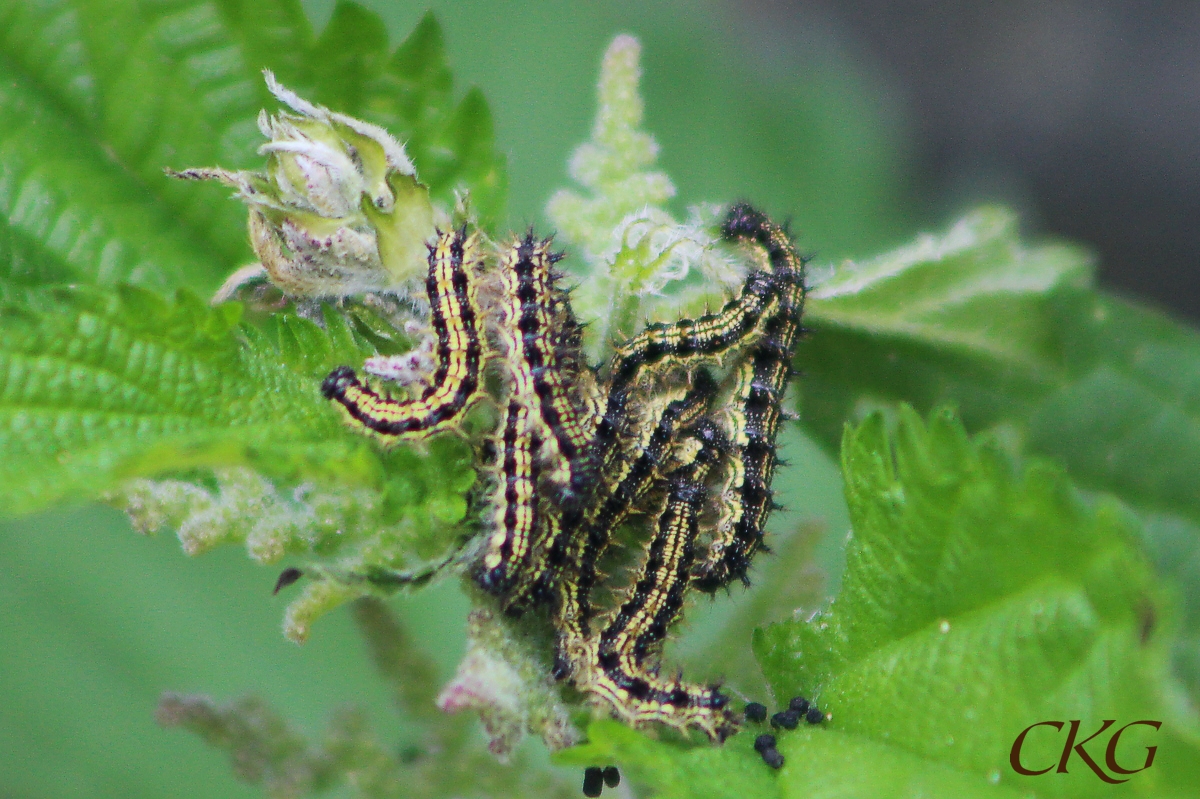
[171,72,434,299]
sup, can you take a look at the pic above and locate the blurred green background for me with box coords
[3,1,1190,796]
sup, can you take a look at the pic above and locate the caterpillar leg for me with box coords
[322,227,488,439]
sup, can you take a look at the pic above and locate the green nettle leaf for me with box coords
[752,407,1200,799]
[1030,294,1200,692]
[798,207,1091,450]
[1,0,270,292]
[1,285,352,513]
[1029,290,1200,524]
[799,210,1200,698]
[0,285,474,637]
[802,211,1200,532]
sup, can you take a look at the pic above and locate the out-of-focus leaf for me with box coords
[798,207,1089,449]
[0,1,507,301]
[802,207,1200,530]
[0,0,280,291]
[1029,290,1200,524]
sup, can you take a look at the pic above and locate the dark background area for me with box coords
[740,0,1200,320]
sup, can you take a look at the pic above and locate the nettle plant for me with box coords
[2,3,1200,799]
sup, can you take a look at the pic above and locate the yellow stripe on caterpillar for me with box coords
[564,419,738,743]
[322,228,488,439]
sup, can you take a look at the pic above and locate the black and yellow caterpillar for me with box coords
[322,204,806,742]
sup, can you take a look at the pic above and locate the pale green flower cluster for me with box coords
[547,35,745,360]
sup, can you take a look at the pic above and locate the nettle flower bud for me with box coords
[173,72,434,298]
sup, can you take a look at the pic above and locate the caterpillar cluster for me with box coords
[322,203,806,742]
